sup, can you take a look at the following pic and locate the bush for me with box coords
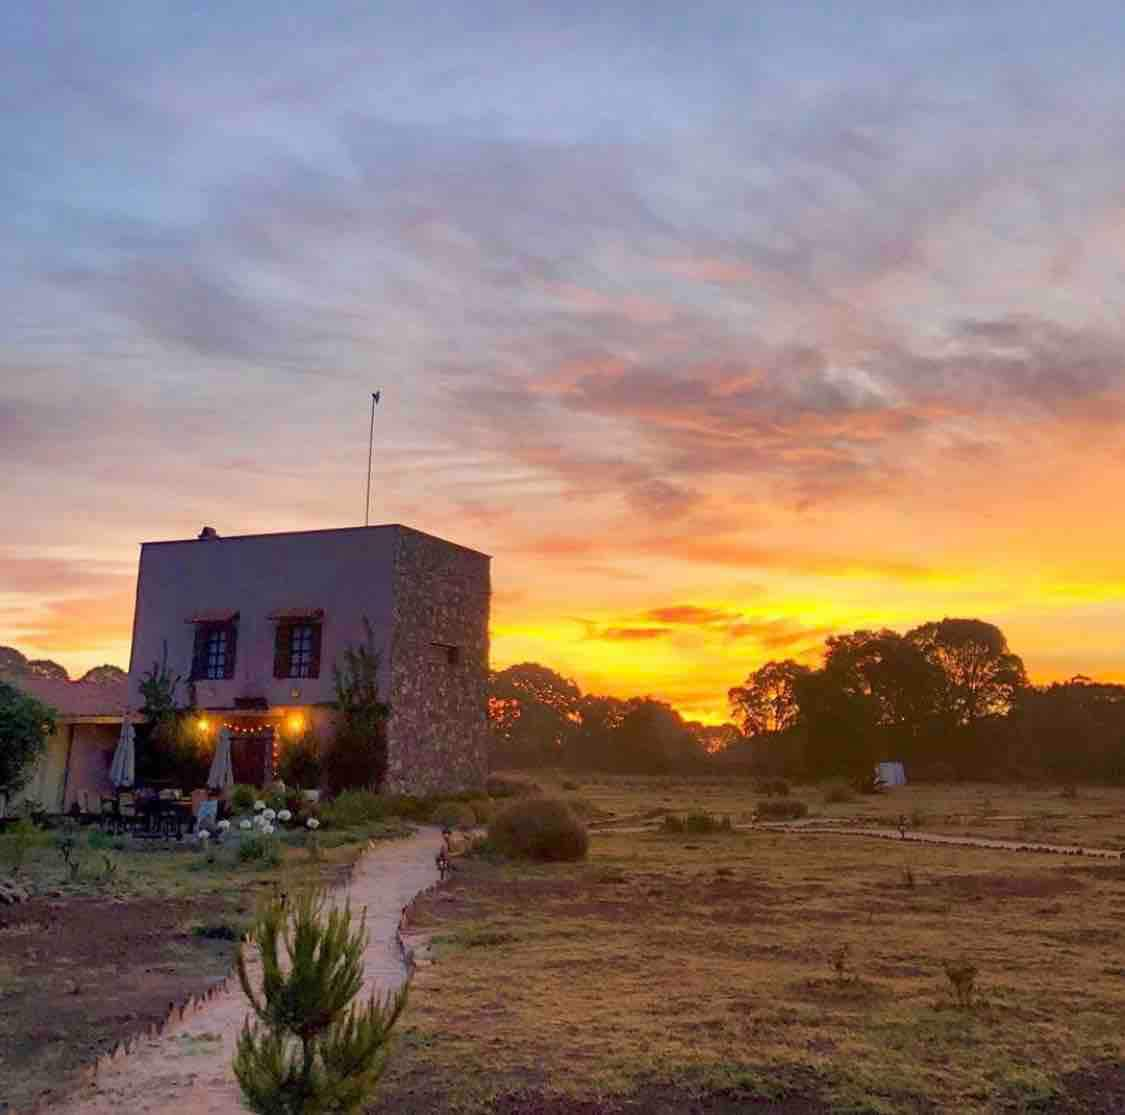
[1,817,45,873]
[231,784,257,813]
[320,790,388,828]
[754,778,790,797]
[822,779,855,804]
[277,730,322,790]
[430,801,477,829]
[662,811,732,835]
[757,799,809,821]
[234,889,405,1113]
[486,775,542,798]
[468,797,496,824]
[239,833,282,866]
[489,798,588,862]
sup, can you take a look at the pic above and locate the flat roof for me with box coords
[139,523,491,559]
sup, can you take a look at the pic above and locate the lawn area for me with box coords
[0,818,408,1112]
[371,775,1125,1114]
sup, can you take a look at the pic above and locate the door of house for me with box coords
[231,727,275,787]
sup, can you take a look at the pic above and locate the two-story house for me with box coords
[126,523,490,795]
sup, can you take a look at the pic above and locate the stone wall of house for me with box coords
[384,527,490,796]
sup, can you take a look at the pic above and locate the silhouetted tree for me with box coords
[907,619,1027,727]
[606,698,705,773]
[568,693,629,770]
[793,666,879,780]
[728,659,811,736]
[78,664,127,686]
[488,663,580,768]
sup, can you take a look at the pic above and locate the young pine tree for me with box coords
[234,889,406,1115]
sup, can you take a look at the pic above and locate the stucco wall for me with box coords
[64,725,119,811]
[128,527,397,712]
[384,528,490,795]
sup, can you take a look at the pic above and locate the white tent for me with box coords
[876,761,907,786]
[207,727,234,790]
[109,720,136,789]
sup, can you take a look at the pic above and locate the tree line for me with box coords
[489,618,1125,782]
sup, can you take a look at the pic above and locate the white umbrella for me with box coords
[207,727,234,790]
[109,720,136,789]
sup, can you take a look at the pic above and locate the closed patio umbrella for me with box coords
[207,727,234,791]
[109,719,136,789]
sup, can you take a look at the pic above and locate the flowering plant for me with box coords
[306,818,320,830]
[277,809,292,823]
[254,800,266,812]
[217,819,231,832]
[240,819,252,831]
[262,808,277,822]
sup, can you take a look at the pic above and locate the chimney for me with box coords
[198,526,220,540]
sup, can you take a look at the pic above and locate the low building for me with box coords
[2,676,126,815]
[127,523,491,795]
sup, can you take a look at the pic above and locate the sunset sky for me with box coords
[3,3,1125,721]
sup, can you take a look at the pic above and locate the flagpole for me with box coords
[365,391,379,526]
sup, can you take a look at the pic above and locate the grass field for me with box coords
[372,775,1125,1114]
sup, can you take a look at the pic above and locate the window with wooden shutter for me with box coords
[191,625,208,680]
[272,622,322,679]
[308,623,322,679]
[223,622,238,679]
[273,625,290,678]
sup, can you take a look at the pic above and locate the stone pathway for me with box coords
[54,827,443,1115]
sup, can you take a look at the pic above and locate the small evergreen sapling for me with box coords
[234,889,406,1114]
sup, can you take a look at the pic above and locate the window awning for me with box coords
[186,609,239,624]
[267,607,325,621]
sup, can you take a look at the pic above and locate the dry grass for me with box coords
[372,775,1125,1113]
[534,771,1125,849]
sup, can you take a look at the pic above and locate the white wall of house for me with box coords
[128,526,398,712]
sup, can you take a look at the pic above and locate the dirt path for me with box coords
[599,819,1122,860]
[761,820,1124,859]
[51,827,443,1115]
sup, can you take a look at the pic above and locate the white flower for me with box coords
[306,818,320,830]
[277,810,292,822]
[217,819,231,832]
[197,830,210,841]
[254,800,265,812]
[262,824,275,835]
[263,809,277,822]
[239,819,252,830]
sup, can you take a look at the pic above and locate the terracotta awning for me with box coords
[267,607,325,621]
[185,609,239,624]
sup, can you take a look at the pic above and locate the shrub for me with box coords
[1,817,45,873]
[822,779,855,805]
[277,730,322,790]
[754,778,790,797]
[756,799,809,821]
[239,833,282,866]
[489,798,588,862]
[468,797,496,824]
[486,775,542,798]
[323,619,389,795]
[231,784,257,813]
[664,811,732,834]
[320,790,388,828]
[430,801,477,829]
[234,889,405,1114]
[0,681,55,802]
[562,796,597,820]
